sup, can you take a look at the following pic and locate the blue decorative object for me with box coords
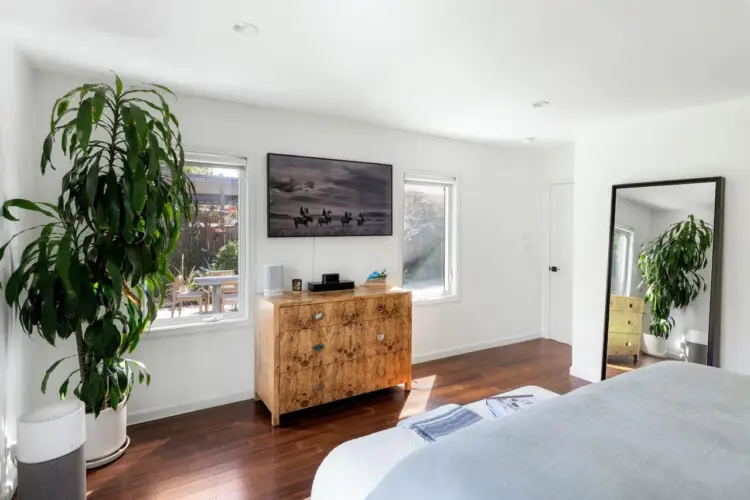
[368,269,389,280]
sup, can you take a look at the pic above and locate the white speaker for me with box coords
[264,264,283,296]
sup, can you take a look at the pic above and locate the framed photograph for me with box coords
[267,153,393,238]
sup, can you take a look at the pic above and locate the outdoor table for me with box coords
[193,275,239,313]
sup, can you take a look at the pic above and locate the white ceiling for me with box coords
[617,183,716,212]
[3,0,750,142]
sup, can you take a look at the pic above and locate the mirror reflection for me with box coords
[605,182,718,379]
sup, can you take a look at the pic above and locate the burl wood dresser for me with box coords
[608,295,645,364]
[255,287,412,426]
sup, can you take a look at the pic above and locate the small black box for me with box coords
[308,280,355,292]
[322,273,340,284]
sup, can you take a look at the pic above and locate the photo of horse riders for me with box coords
[267,154,393,237]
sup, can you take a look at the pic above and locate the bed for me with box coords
[365,362,750,499]
[311,386,559,500]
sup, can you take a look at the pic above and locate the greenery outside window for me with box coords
[403,174,457,302]
[154,152,247,327]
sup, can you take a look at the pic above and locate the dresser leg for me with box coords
[404,380,412,391]
[271,412,280,427]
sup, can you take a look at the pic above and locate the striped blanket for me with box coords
[397,405,483,443]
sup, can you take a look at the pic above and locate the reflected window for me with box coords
[610,226,633,296]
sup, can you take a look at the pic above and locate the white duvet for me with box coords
[311,386,558,500]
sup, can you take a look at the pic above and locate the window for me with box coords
[403,174,457,301]
[154,152,247,327]
[610,226,633,297]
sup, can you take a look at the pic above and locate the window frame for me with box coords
[150,152,250,331]
[402,173,459,305]
[610,225,634,297]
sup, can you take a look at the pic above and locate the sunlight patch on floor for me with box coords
[399,375,437,420]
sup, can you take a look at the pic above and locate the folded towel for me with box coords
[485,394,538,418]
[397,404,482,443]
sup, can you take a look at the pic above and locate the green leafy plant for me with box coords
[212,240,238,274]
[0,75,196,415]
[638,215,713,339]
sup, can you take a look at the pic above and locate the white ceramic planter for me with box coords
[85,405,128,468]
[642,333,667,357]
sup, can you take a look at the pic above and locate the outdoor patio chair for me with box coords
[220,285,239,312]
[171,275,208,318]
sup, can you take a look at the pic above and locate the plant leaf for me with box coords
[41,134,53,173]
[76,98,93,149]
[41,356,74,393]
[92,88,106,123]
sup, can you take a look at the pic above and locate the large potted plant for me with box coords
[638,215,713,357]
[0,75,195,467]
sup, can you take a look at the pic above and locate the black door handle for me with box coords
[549,266,560,272]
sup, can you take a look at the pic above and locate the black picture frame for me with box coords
[266,153,394,238]
[600,176,725,381]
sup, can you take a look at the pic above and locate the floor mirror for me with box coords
[601,177,725,380]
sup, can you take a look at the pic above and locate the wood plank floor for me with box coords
[87,339,587,500]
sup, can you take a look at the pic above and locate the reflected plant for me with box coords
[638,215,713,339]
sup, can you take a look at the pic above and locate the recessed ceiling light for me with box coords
[232,22,258,37]
[524,137,536,143]
[532,101,550,108]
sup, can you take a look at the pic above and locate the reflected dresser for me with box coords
[255,288,412,426]
[608,295,644,364]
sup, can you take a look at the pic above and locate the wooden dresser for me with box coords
[255,287,412,426]
[607,295,644,364]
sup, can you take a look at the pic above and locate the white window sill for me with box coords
[145,316,251,340]
[411,293,460,307]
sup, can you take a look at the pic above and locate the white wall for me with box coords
[19,70,571,423]
[0,38,32,500]
[572,96,750,382]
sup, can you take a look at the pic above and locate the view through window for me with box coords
[155,153,246,325]
[403,175,457,300]
[610,226,633,297]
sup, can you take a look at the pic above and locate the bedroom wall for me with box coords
[19,69,572,423]
[0,38,32,500]
[572,96,750,382]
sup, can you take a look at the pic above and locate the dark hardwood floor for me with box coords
[605,353,667,379]
[87,339,586,500]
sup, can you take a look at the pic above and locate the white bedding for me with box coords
[310,386,558,500]
[367,362,750,500]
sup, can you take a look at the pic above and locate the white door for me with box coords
[549,183,574,345]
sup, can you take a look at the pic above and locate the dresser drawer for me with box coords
[609,311,642,334]
[362,317,410,357]
[364,351,411,393]
[331,299,368,326]
[279,326,338,373]
[363,294,410,321]
[607,332,641,356]
[610,296,644,314]
[279,364,337,413]
[279,303,333,332]
[280,361,366,413]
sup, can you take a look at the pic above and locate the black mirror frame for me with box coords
[600,177,725,381]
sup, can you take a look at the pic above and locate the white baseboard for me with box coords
[128,391,254,426]
[412,333,541,364]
